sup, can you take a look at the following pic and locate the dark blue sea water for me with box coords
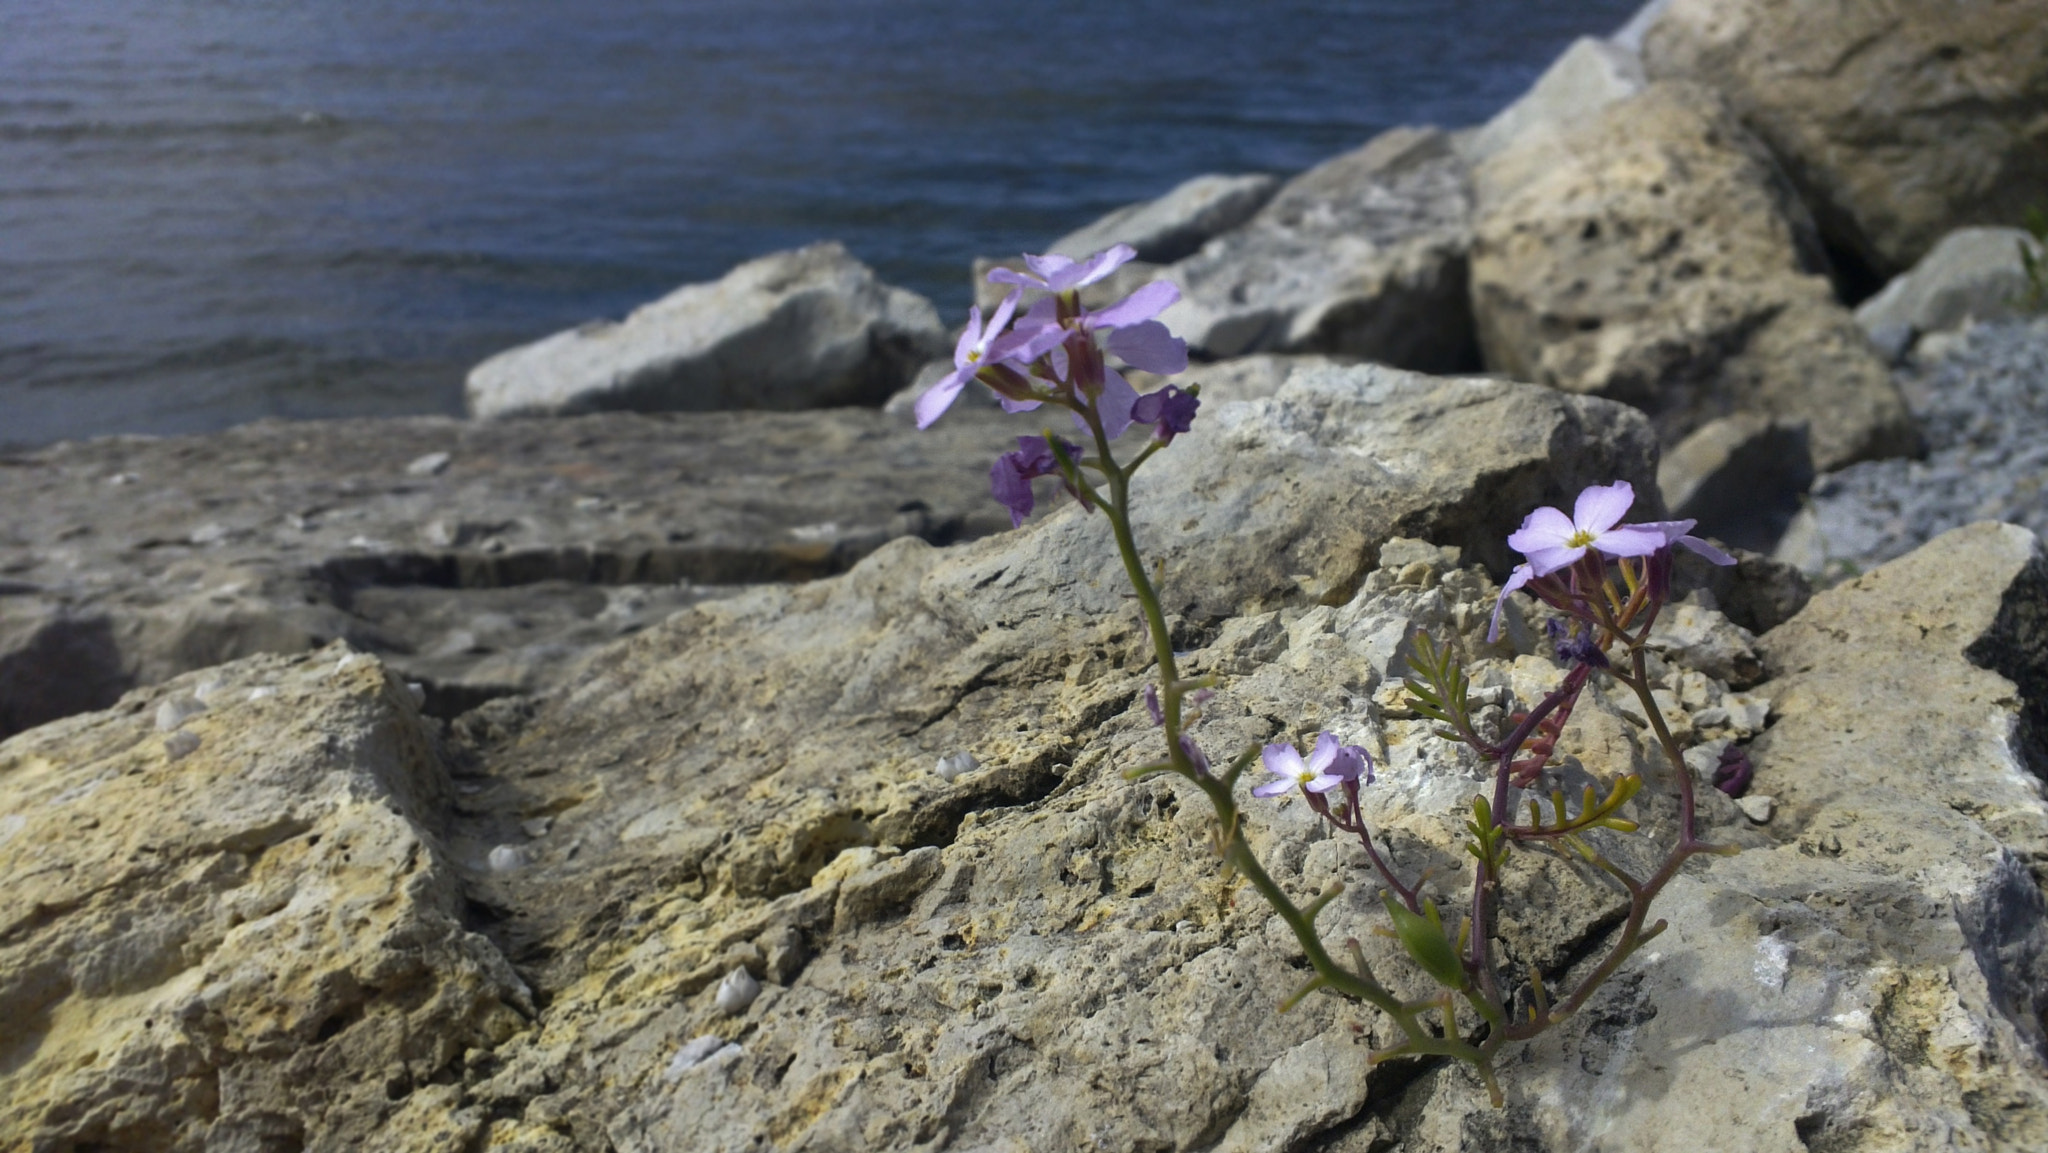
[0,0,1644,447]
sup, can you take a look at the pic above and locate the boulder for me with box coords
[13,370,2048,1149]
[1050,173,1281,267]
[1459,36,1646,168]
[1655,413,1812,553]
[0,646,533,1150]
[1855,227,2046,361]
[1641,0,2048,280]
[0,407,1022,736]
[1157,127,1479,371]
[465,243,950,419]
[1470,82,1917,471]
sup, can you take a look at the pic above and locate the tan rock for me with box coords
[1471,82,1917,470]
[1643,0,2048,278]
[0,646,530,1151]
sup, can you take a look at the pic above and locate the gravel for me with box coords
[1778,315,2048,577]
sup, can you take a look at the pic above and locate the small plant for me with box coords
[2019,205,2048,313]
[917,245,1739,1104]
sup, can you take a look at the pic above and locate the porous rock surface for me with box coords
[1642,0,2048,280]
[1470,81,1916,472]
[0,406,1020,737]
[8,365,2048,1149]
[1157,127,1479,372]
[465,242,950,419]
[0,647,533,1151]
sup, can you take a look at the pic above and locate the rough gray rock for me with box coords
[1470,82,1917,471]
[1459,36,1646,168]
[1050,173,1281,266]
[11,374,2048,1149]
[1655,413,1813,553]
[1157,127,1479,371]
[465,242,950,419]
[0,407,1022,736]
[1856,227,2045,361]
[1641,0,2048,279]
[1775,316,2048,579]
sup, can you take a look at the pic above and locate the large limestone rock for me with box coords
[1856,227,2047,361]
[1641,0,2048,279]
[1470,82,1917,471]
[12,368,2048,1149]
[465,243,950,419]
[1050,173,1280,267]
[1460,36,1647,168]
[1157,127,1479,371]
[0,646,532,1150]
[0,407,1020,736]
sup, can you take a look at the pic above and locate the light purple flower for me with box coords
[1131,385,1199,443]
[915,290,1023,429]
[990,435,1079,529]
[1634,519,1739,566]
[1506,481,1668,576]
[1487,563,1534,643]
[1253,733,1354,798]
[988,244,1136,293]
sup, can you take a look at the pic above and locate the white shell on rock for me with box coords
[934,752,979,781]
[155,697,207,732]
[487,845,525,873]
[714,966,760,1016]
[405,451,452,476]
[664,1035,742,1080]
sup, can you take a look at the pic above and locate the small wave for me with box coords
[0,110,348,145]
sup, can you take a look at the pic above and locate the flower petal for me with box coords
[1046,244,1135,291]
[1572,481,1637,534]
[1506,506,1575,556]
[913,371,968,430]
[1089,280,1181,329]
[1252,778,1295,798]
[1106,319,1188,374]
[1677,534,1737,566]
[1095,368,1139,440]
[1261,742,1305,780]
[985,289,1021,339]
[1304,773,1344,794]
[1522,543,1586,577]
[1488,563,1533,642]
[1587,525,1667,558]
[1305,732,1341,774]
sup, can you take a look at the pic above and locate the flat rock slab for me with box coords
[0,406,1023,736]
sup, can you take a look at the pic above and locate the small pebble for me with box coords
[714,966,760,1016]
[192,678,225,702]
[934,752,979,781]
[521,817,554,839]
[155,697,207,732]
[487,844,525,873]
[1736,794,1776,824]
[247,686,277,702]
[405,682,426,705]
[405,451,452,477]
[164,731,202,762]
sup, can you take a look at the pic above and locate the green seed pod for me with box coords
[1382,893,1468,991]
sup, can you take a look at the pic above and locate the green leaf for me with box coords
[1382,893,1468,991]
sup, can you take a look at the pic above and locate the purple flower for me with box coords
[915,290,1024,430]
[1712,744,1753,797]
[990,435,1080,529]
[1633,519,1739,566]
[1131,385,1199,443]
[1253,733,1359,799]
[1487,563,1534,643]
[1507,482,1668,577]
[988,244,1137,293]
[1144,684,1163,726]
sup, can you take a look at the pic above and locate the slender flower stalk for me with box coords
[919,246,1740,1107]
